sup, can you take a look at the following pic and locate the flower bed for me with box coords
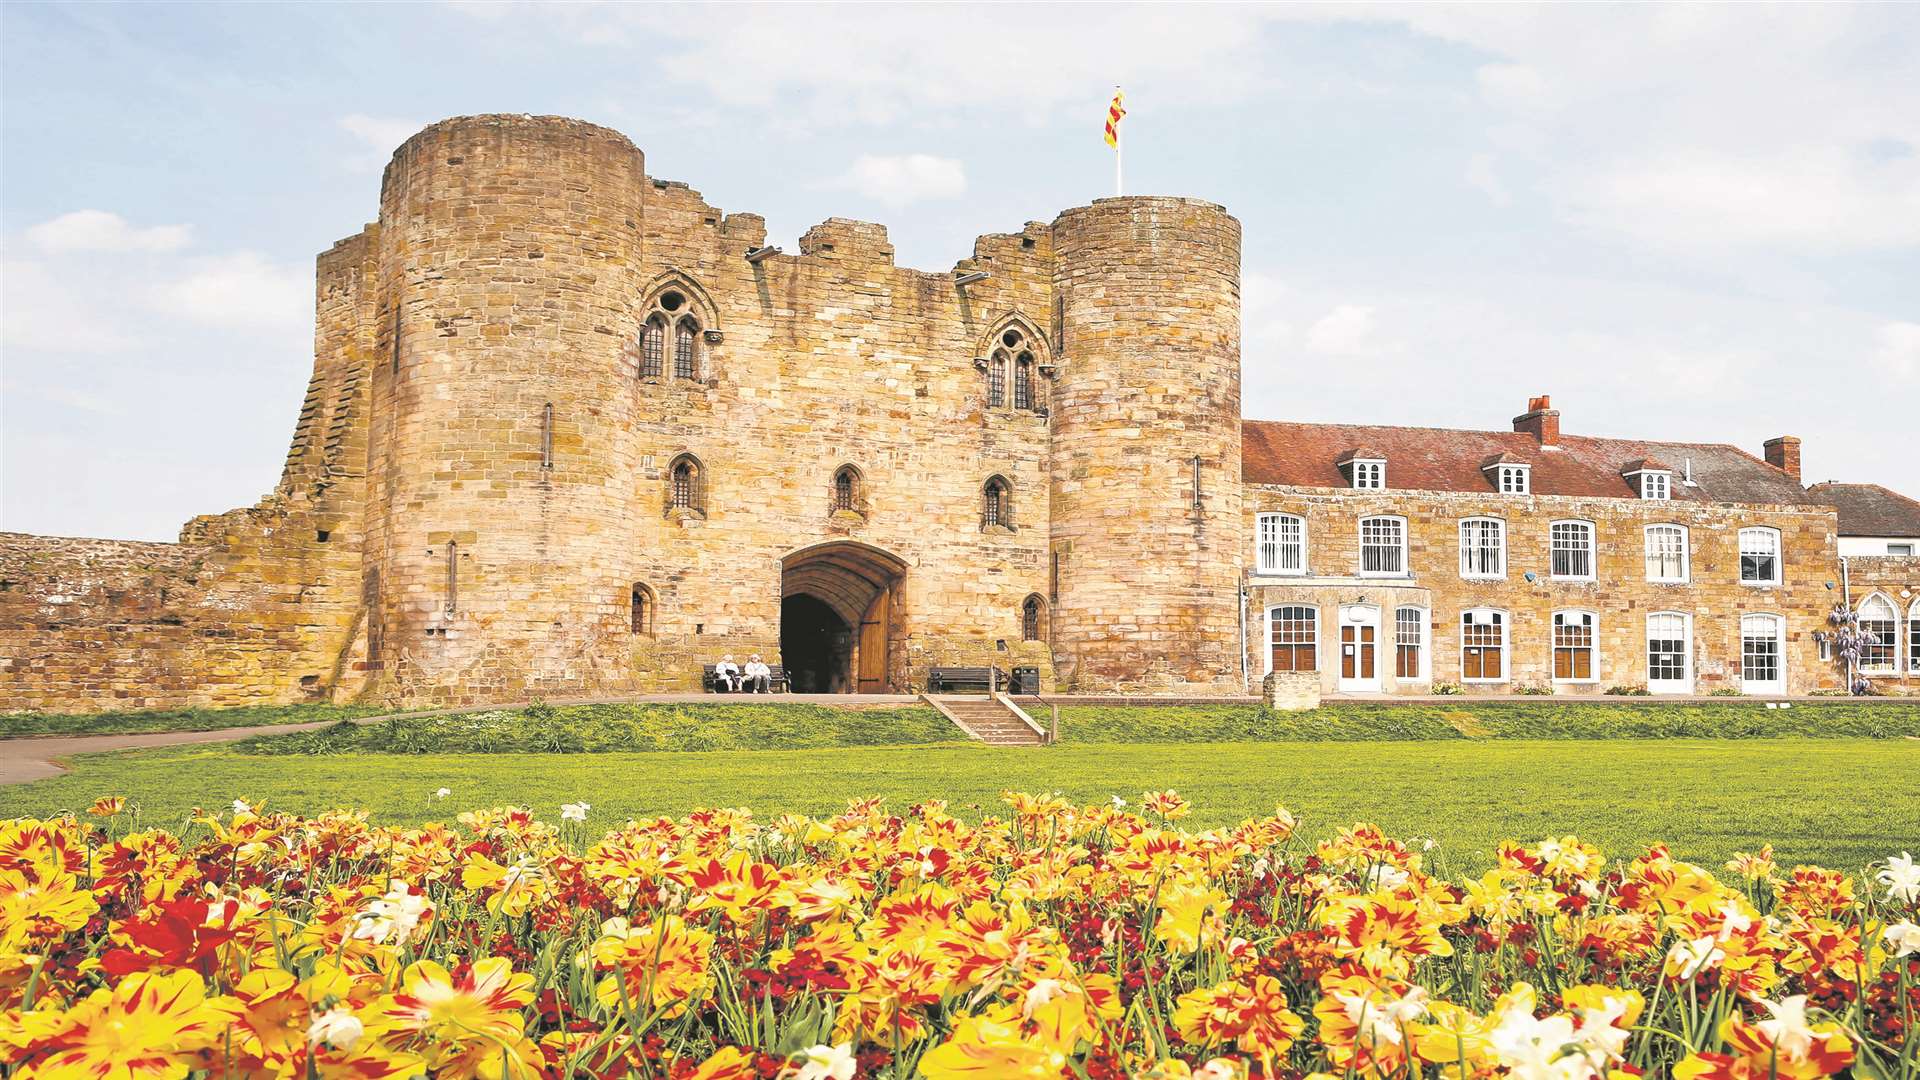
[2,793,1915,1078]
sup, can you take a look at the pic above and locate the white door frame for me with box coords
[1337,604,1383,692]
[1646,611,1694,695]
[1739,613,1787,695]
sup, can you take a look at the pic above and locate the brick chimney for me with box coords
[1512,394,1560,446]
[1764,436,1801,481]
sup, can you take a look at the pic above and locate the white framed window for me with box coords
[1460,608,1507,683]
[1394,606,1426,681]
[1638,472,1672,500]
[1644,524,1689,583]
[1552,610,1598,682]
[1255,513,1306,576]
[1358,515,1408,576]
[1910,599,1920,673]
[1740,613,1785,694]
[1350,459,1385,490]
[1891,542,1915,556]
[1858,594,1898,673]
[1645,611,1692,693]
[1738,527,1781,585]
[1549,520,1596,580]
[1266,605,1319,674]
[1496,464,1530,494]
[1459,517,1506,579]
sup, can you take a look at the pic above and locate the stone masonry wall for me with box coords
[1241,486,1840,695]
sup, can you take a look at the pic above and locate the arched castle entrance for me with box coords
[779,541,906,693]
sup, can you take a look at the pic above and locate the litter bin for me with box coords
[1010,666,1040,695]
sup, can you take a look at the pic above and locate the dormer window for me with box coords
[1622,460,1674,501]
[1497,465,1530,494]
[1337,449,1386,490]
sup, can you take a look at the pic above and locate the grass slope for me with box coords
[1055,701,1920,742]
[0,702,381,738]
[4,739,1915,873]
[237,703,956,754]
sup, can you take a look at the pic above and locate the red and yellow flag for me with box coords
[1104,88,1126,148]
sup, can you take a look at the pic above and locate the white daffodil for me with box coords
[1337,985,1428,1049]
[1879,852,1920,903]
[1754,995,1818,1062]
[1364,863,1410,892]
[1882,920,1920,957]
[790,1041,857,1080]
[434,787,451,799]
[350,879,433,945]
[1111,795,1128,810]
[1488,1009,1584,1080]
[232,799,254,816]
[560,801,590,822]
[307,1007,365,1050]
[1667,935,1725,979]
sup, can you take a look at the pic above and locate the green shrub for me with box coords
[1431,682,1463,696]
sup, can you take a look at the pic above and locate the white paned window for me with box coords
[1738,527,1781,584]
[1639,472,1672,500]
[1459,518,1506,579]
[1910,600,1920,673]
[1351,460,1385,489]
[1550,521,1595,580]
[1358,515,1407,576]
[1859,594,1897,673]
[1890,543,1915,556]
[1740,614,1783,691]
[1497,465,1530,494]
[1646,612,1691,691]
[1461,608,1506,682]
[1644,524,1689,583]
[1552,610,1597,682]
[1394,607,1424,679]
[1255,513,1306,575]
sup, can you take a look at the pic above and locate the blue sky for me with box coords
[3,2,1916,541]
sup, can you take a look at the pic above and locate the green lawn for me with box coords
[6,738,1915,873]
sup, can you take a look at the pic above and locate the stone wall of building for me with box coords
[1843,555,1920,693]
[1241,486,1841,695]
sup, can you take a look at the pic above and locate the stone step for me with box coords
[929,694,1045,745]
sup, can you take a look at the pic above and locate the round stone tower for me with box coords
[1048,197,1244,693]
[364,115,648,704]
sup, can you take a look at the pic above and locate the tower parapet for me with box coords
[1048,197,1245,692]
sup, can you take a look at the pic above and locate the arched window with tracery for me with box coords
[987,326,1044,412]
[630,583,655,636]
[667,454,706,516]
[638,285,709,382]
[1859,593,1898,673]
[1022,594,1046,642]
[982,476,1011,530]
[1014,353,1035,410]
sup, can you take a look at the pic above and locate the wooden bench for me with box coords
[703,664,790,693]
[928,666,1004,694]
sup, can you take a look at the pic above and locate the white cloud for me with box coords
[1304,304,1381,356]
[1465,153,1512,207]
[146,252,311,332]
[828,154,966,208]
[26,210,192,253]
[0,259,136,352]
[340,113,419,152]
[1872,321,1920,381]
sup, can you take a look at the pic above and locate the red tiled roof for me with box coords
[1807,483,1920,537]
[1241,419,1821,505]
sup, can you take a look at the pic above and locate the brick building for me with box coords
[0,114,1912,709]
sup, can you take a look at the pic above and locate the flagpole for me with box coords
[1114,86,1124,197]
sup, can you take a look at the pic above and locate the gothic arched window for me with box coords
[673,317,699,380]
[667,454,706,516]
[1014,352,1035,410]
[982,476,1011,530]
[630,583,655,636]
[1022,594,1045,642]
[832,465,861,514]
[639,316,666,378]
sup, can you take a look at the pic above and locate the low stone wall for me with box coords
[1263,670,1320,712]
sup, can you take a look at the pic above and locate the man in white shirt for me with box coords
[713,655,740,692]
[743,655,772,693]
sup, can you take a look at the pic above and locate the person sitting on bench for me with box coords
[743,654,772,694]
[713,655,741,692]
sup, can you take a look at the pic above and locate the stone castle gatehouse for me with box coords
[2,114,1915,708]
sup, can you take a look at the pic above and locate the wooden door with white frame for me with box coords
[1338,604,1382,692]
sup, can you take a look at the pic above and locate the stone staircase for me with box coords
[928,694,1047,746]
